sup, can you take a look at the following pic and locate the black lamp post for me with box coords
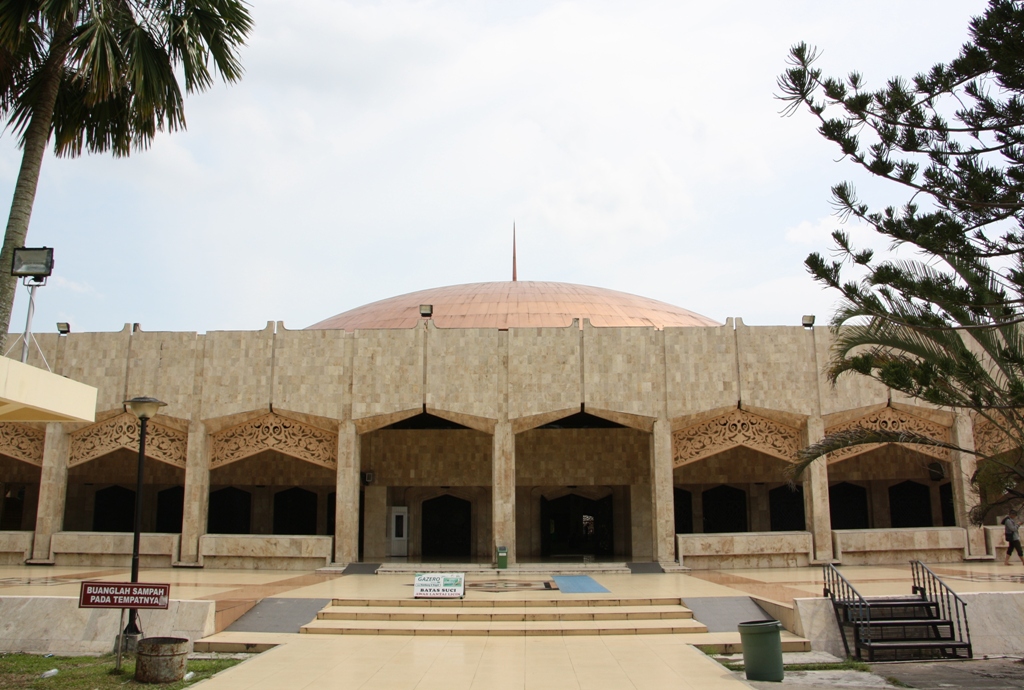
[123,396,166,637]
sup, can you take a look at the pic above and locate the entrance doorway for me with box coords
[274,487,317,535]
[421,495,471,559]
[540,493,613,558]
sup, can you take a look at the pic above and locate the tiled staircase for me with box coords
[300,597,708,636]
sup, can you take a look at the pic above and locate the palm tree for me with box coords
[0,0,253,346]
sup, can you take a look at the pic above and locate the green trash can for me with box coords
[737,619,784,682]
[496,546,508,569]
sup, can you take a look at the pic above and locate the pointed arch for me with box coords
[671,409,800,467]
[210,413,337,470]
[69,413,186,468]
[825,407,950,464]
[0,423,44,466]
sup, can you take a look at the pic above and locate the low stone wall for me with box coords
[50,532,180,567]
[198,534,333,569]
[0,532,32,565]
[832,527,966,565]
[676,531,813,569]
[0,596,215,654]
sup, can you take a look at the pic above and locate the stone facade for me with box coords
[0,318,1000,568]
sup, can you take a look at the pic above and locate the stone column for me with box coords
[334,421,361,564]
[802,416,834,562]
[362,485,387,561]
[492,421,516,563]
[630,483,653,561]
[178,422,209,564]
[29,423,70,563]
[950,413,986,556]
[649,418,676,563]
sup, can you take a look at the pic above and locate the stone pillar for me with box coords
[29,423,70,563]
[178,422,209,564]
[950,413,986,556]
[252,487,272,534]
[492,421,516,563]
[630,483,653,561]
[802,416,834,562]
[362,485,387,561]
[649,418,675,563]
[749,483,769,531]
[334,421,361,563]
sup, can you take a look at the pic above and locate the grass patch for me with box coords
[0,653,241,689]
[885,677,913,688]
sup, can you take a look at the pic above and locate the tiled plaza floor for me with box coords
[2,561,1023,689]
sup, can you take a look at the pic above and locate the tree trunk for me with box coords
[0,30,69,352]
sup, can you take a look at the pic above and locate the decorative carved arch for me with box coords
[974,418,1015,458]
[825,407,950,464]
[672,409,800,467]
[210,413,337,470]
[70,413,187,468]
[0,423,44,466]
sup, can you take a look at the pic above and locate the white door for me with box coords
[389,507,409,557]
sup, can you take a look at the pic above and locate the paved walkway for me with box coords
[1,561,1023,689]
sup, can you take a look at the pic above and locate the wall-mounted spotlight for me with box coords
[419,304,433,318]
[56,322,70,335]
[801,315,815,329]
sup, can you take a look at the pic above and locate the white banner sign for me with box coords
[413,572,465,599]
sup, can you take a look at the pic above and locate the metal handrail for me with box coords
[910,560,972,656]
[822,563,870,657]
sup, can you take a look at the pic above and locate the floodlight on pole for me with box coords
[122,396,167,638]
[10,247,54,364]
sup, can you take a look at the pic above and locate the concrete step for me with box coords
[317,604,694,622]
[330,596,683,608]
[374,563,632,575]
[299,617,709,636]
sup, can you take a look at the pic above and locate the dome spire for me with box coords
[512,222,518,282]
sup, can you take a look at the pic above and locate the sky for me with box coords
[0,0,993,337]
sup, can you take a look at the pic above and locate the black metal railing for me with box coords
[910,560,972,657]
[822,563,870,658]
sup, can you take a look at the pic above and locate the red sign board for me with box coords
[78,581,170,609]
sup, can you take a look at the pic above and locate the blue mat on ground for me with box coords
[552,575,609,593]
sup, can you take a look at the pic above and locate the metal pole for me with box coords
[20,283,36,364]
[124,415,148,636]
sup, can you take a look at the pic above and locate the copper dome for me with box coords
[307,281,719,330]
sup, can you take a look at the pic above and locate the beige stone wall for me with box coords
[2,319,976,567]
[361,430,492,486]
[736,322,818,416]
[351,328,423,420]
[815,328,889,417]
[425,326,500,420]
[508,326,580,420]
[516,428,648,485]
[209,451,336,486]
[273,327,351,421]
[583,323,661,419]
[199,327,275,420]
[58,328,132,413]
[126,331,200,420]
[673,447,792,484]
[665,323,739,418]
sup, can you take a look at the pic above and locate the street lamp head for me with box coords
[124,396,167,420]
[11,247,54,280]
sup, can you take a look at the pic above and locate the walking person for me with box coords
[1003,510,1024,566]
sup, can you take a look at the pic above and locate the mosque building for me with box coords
[0,275,1000,570]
